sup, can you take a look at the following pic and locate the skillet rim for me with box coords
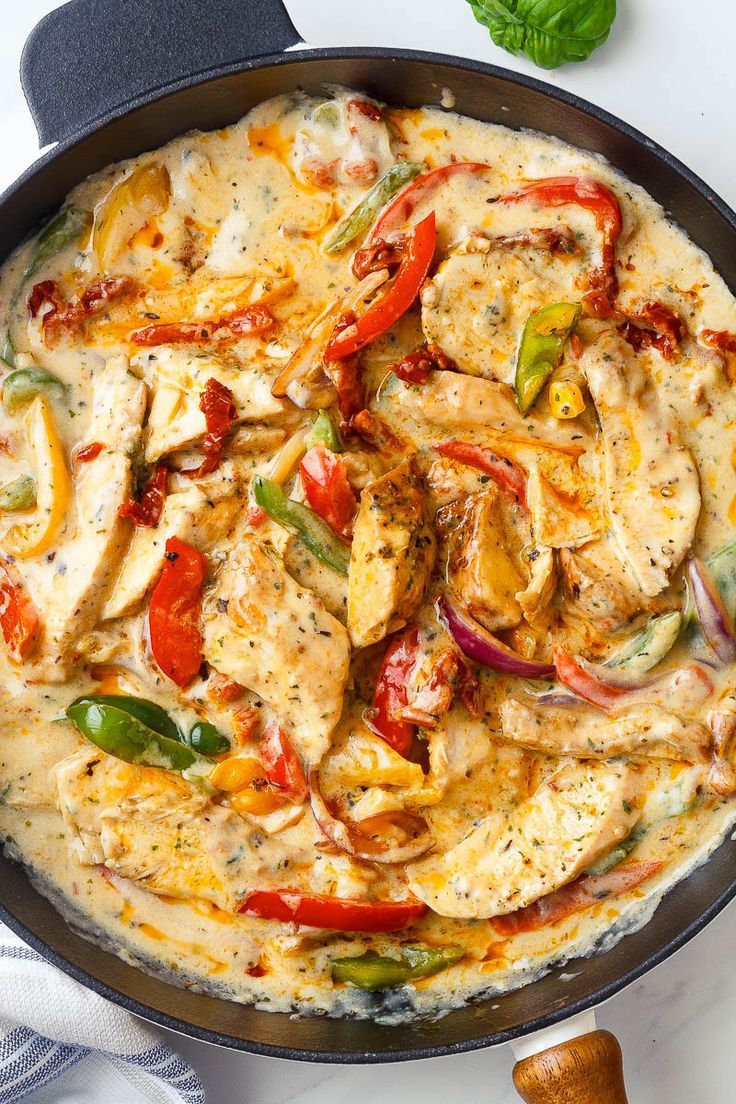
[2,44,736,1062]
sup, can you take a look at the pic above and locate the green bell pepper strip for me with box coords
[186,720,231,755]
[72,693,230,757]
[1,332,16,370]
[584,823,648,877]
[71,694,181,741]
[252,475,350,575]
[313,101,340,129]
[24,207,89,281]
[66,699,212,781]
[607,611,683,677]
[2,367,67,413]
[332,944,464,991]
[324,162,424,255]
[305,410,343,453]
[514,302,582,413]
[704,541,736,620]
[0,475,36,513]
[1,208,88,372]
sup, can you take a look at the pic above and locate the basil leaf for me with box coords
[466,0,616,69]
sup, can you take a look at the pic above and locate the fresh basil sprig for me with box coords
[466,0,616,69]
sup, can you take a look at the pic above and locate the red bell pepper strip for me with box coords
[260,720,308,804]
[553,646,629,711]
[368,626,421,758]
[75,442,104,463]
[325,212,436,361]
[492,861,663,936]
[299,445,357,539]
[435,440,527,506]
[0,558,39,662]
[119,464,168,527]
[495,176,622,314]
[148,537,207,687]
[130,304,274,346]
[370,162,491,241]
[186,377,236,479]
[239,889,427,931]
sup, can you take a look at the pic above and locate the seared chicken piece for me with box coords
[559,536,650,631]
[54,747,311,911]
[135,346,286,462]
[31,357,146,675]
[407,760,644,918]
[501,697,711,764]
[383,371,593,452]
[347,455,436,648]
[526,463,603,549]
[421,234,580,383]
[408,711,494,808]
[441,489,525,632]
[580,330,700,596]
[103,484,207,620]
[516,547,556,623]
[202,538,350,765]
[103,464,243,621]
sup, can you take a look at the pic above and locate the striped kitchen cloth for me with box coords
[0,922,204,1103]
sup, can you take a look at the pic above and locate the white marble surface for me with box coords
[2,1,736,1100]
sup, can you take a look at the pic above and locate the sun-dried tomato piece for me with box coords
[185,378,236,478]
[118,464,168,527]
[391,342,457,384]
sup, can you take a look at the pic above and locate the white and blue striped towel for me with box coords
[0,922,204,1103]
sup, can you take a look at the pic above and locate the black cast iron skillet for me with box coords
[2,0,736,1095]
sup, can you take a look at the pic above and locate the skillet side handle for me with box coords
[513,1030,628,1104]
[20,0,302,147]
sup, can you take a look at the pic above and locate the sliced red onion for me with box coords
[531,688,580,707]
[308,770,433,864]
[439,597,556,680]
[687,556,736,665]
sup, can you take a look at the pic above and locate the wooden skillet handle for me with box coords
[513,1029,628,1104]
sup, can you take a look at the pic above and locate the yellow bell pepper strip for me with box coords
[324,161,424,254]
[209,754,285,815]
[332,944,464,991]
[4,397,70,559]
[251,475,350,575]
[0,475,36,512]
[325,212,436,361]
[514,302,581,413]
[92,163,170,268]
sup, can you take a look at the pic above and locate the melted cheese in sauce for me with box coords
[1,88,736,1021]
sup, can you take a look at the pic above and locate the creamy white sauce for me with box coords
[0,87,735,1021]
